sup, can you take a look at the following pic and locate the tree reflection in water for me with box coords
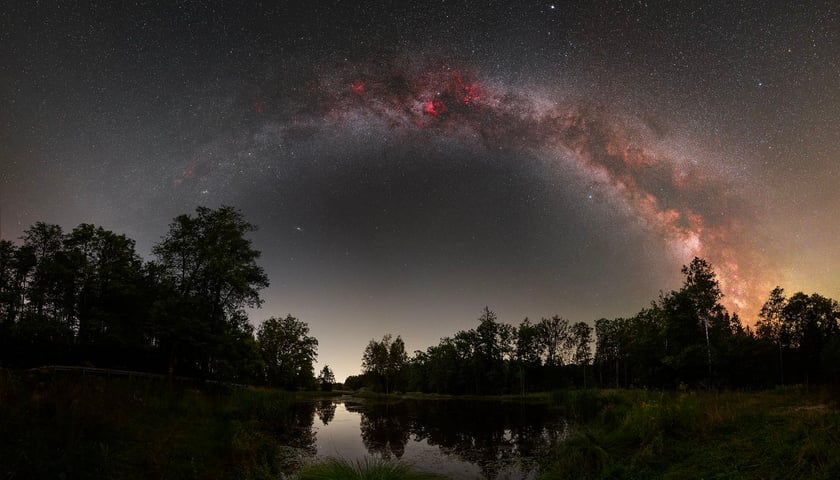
[345,399,566,479]
[265,401,318,456]
[351,402,412,459]
[315,399,336,425]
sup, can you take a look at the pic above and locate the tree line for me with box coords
[349,258,840,393]
[0,206,327,389]
[3,208,838,393]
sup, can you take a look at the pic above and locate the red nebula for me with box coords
[462,83,480,105]
[424,99,446,116]
[419,72,484,118]
[351,80,366,95]
[441,73,482,106]
[253,100,264,114]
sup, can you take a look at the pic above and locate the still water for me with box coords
[282,397,568,479]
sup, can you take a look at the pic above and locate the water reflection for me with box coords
[310,398,567,479]
[357,403,411,459]
[273,401,318,456]
[315,399,336,425]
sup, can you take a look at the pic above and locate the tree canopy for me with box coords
[0,207,316,387]
[257,315,319,389]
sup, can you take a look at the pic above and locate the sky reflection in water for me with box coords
[309,399,567,480]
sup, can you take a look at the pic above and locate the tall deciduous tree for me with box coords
[680,257,725,379]
[18,223,69,343]
[756,286,789,384]
[362,334,408,393]
[153,206,268,321]
[152,206,269,377]
[257,315,318,388]
[538,315,570,367]
[0,240,19,330]
[61,224,146,347]
[515,318,542,394]
[472,307,515,392]
[318,364,336,391]
[783,292,840,384]
[569,321,593,386]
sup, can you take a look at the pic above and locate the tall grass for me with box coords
[296,458,445,480]
[541,387,840,479]
[0,370,300,479]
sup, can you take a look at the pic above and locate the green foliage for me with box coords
[257,315,318,389]
[540,388,840,480]
[362,334,408,393]
[585,258,840,389]
[544,432,608,480]
[4,222,150,347]
[152,205,269,379]
[551,388,604,421]
[0,207,277,383]
[295,458,444,480]
[0,371,303,480]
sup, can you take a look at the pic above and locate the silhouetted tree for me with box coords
[756,286,789,384]
[474,307,515,392]
[151,206,269,377]
[783,292,840,384]
[362,334,407,393]
[0,240,19,331]
[569,321,593,386]
[17,223,70,343]
[538,315,570,367]
[416,338,462,394]
[61,224,146,348]
[515,318,542,394]
[318,364,336,391]
[257,315,318,388]
[681,257,724,379]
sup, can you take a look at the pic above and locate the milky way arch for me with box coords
[176,60,774,318]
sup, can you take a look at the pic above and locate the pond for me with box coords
[280,397,569,479]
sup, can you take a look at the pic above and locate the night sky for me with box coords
[2,1,838,381]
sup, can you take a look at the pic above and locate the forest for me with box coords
[349,265,840,394]
[2,206,839,394]
[0,206,321,389]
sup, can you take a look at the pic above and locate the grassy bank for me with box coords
[542,387,840,479]
[296,458,444,480]
[5,369,839,480]
[0,369,328,479]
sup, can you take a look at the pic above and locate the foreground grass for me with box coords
[0,369,313,480]
[296,458,444,480]
[5,369,838,480]
[542,387,840,480]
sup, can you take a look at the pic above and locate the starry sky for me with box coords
[2,1,839,381]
